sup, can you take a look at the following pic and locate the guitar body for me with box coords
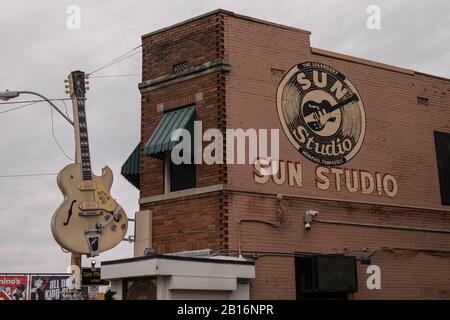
[51,163,128,255]
[303,99,339,131]
[303,94,359,132]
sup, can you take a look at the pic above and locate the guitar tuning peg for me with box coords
[65,90,70,94]
[85,80,89,85]
[85,86,90,91]
[64,80,69,84]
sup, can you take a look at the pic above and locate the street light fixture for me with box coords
[0,90,74,126]
[0,90,20,101]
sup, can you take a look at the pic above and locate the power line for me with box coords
[0,98,74,161]
[50,104,74,161]
[89,50,142,75]
[0,172,57,178]
[0,101,40,114]
[87,45,142,76]
[0,98,71,105]
[61,99,71,120]
[89,74,142,78]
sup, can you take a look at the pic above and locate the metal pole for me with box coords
[17,92,79,283]
[18,91,74,126]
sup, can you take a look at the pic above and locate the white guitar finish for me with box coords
[51,71,127,256]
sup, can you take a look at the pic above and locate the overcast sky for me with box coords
[0,0,449,273]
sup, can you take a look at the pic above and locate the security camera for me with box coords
[304,210,318,231]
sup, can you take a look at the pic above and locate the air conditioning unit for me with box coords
[295,255,358,294]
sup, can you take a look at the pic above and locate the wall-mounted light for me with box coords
[144,248,154,256]
[304,210,318,231]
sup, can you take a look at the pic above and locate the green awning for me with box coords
[144,106,195,157]
[121,144,140,189]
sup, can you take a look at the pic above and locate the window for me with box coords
[165,152,196,193]
[295,255,357,300]
[143,105,196,193]
[123,277,157,300]
[434,131,450,205]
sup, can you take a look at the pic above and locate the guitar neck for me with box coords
[330,94,359,112]
[70,71,92,181]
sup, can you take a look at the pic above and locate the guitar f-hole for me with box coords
[63,200,77,226]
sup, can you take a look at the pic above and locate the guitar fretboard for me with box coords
[76,95,92,181]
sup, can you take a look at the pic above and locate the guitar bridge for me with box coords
[78,211,102,217]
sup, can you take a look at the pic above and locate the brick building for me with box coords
[103,9,450,300]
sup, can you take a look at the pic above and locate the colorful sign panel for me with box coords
[29,275,70,300]
[0,275,28,300]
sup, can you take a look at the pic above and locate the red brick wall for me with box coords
[141,192,223,253]
[139,11,228,255]
[222,13,450,299]
[226,14,450,210]
[137,10,450,299]
[142,13,223,81]
[227,191,450,299]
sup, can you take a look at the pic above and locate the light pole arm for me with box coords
[18,91,74,126]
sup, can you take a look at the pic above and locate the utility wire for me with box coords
[61,99,71,120]
[0,101,39,114]
[0,173,57,178]
[50,104,74,161]
[89,50,142,75]
[0,98,71,105]
[89,74,142,78]
[87,45,142,76]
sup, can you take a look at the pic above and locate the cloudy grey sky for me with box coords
[0,0,449,273]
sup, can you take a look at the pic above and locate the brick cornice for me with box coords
[139,59,231,93]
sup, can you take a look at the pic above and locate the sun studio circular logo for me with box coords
[276,61,366,166]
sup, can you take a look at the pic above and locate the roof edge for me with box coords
[101,253,255,266]
[414,71,450,83]
[141,8,310,40]
[312,47,450,81]
[311,47,414,75]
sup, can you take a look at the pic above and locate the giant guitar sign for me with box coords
[51,71,128,257]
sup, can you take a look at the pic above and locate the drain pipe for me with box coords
[310,216,450,234]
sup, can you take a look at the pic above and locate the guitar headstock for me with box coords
[64,71,89,99]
